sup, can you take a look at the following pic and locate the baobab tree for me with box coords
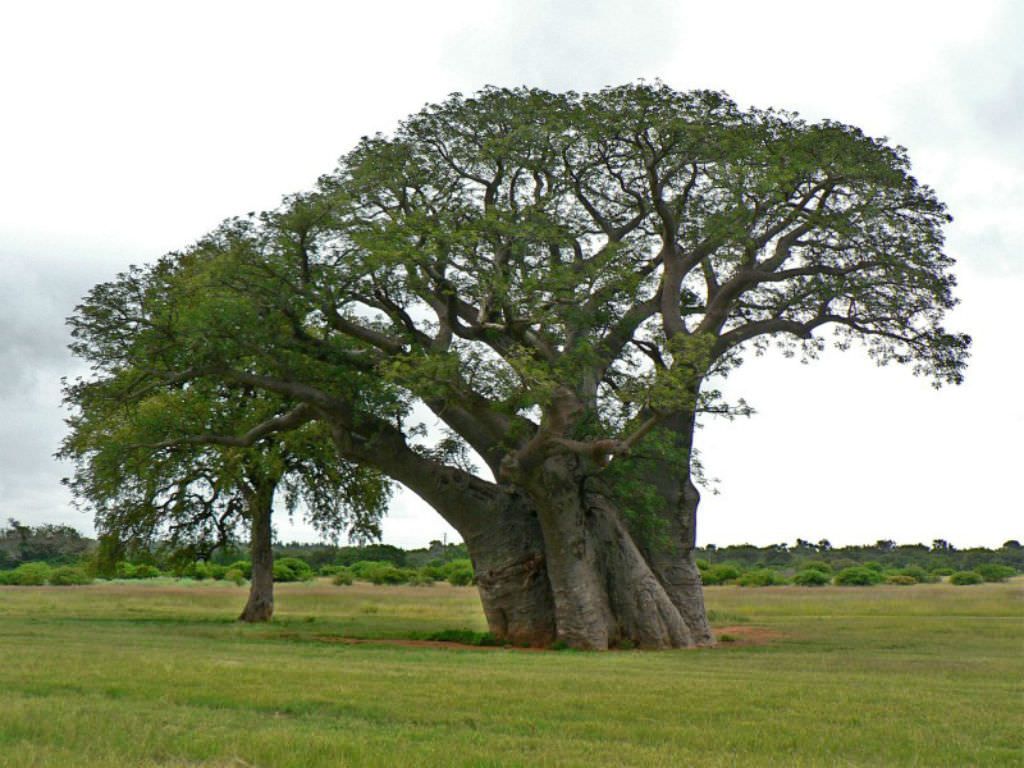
[64,84,968,648]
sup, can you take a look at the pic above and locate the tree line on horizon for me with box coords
[2,519,1019,576]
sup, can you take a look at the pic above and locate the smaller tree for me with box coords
[60,373,389,622]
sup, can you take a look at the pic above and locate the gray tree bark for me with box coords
[524,454,706,649]
[239,480,275,623]
[326,409,712,650]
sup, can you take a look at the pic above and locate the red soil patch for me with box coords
[302,627,782,652]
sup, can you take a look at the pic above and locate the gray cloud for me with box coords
[0,239,139,530]
[887,2,1023,276]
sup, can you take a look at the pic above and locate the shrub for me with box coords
[444,559,475,586]
[834,566,883,586]
[931,567,955,577]
[132,564,161,579]
[885,574,917,585]
[331,568,354,586]
[319,564,345,577]
[351,561,407,585]
[736,568,787,587]
[273,557,314,582]
[862,561,885,573]
[48,566,93,586]
[975,564,1015,582]
[8,562,52,586]
[793,568,831,586]
[349,560,383,578]
[207,564,228,581]
[896,566,937,584]
[227,560,253,579]
[421,564,446,581]
[949,571,983,585]
[224,568,247,586]
[115,561,136,579]
[701,563,742,585]
[183,562,215,581]
[407,570,435,586]
[695,559,710,571]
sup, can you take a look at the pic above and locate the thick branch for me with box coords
[138,404,315,451]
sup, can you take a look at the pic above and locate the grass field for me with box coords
[0,579,1020,767]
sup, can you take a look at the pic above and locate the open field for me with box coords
[0,579,1021,767]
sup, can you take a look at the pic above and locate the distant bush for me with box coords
[115,561,136,579]
[113,562,162,580]
[701,563,743,585]
[331,568,354,586]
[352,560,409,584]
[949,571,984,585]
[224,568,247,586]
[862,561,885,573]
[736,568,787,587]
[182,562,212,581]
[695,559,710,571]
[885,574,917,586]
[7,562,52,586]
[793,569,831,586]
[207,564,229,581]
[834,566,883,586]
[406,570,435,586]
[133,564,161,579]
[349,560,381,578]
[443,559,475,586]
[48,566,93,586]
[896,566,937,584]
[974,564,1015,583]
[319,564,346,577]
[421,564,446,581]
[931,567,955,577]
[227,561,253,579]
[273,557,314,582]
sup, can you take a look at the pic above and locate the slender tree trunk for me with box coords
[239,481,275,623]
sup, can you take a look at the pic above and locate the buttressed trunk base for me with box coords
[463,456,713,650]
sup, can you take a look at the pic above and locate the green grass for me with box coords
[0,579,1021,767]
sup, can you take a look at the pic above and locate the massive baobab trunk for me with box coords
[327,400,713,650]
[452,470,710,650]
[519,455,709,649]
[464,491,556,647]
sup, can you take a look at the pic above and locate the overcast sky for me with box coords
[1,0,1020,548]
